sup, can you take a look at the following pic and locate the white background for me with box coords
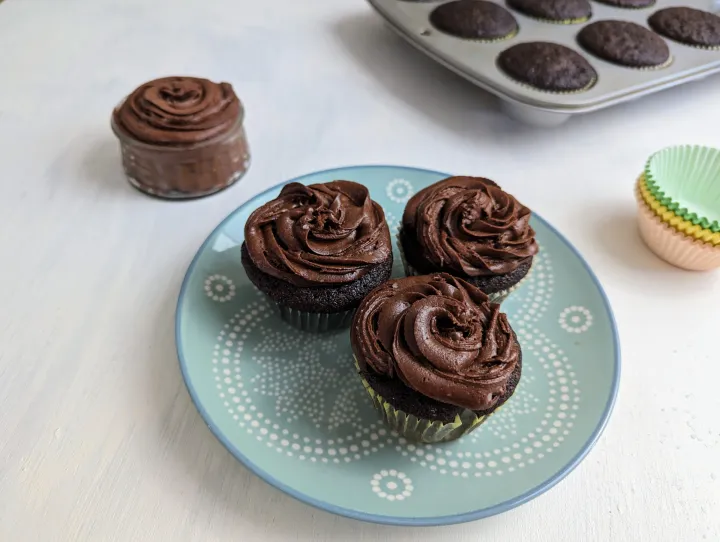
[1,0,719,540]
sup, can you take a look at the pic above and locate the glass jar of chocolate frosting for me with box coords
[111,76,250,199]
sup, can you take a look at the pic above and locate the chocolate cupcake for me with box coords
[649,7,720,49]
[112,76,250,199]
[507,0,592,24]
[578,20,670,68]
[399,176,538,303]
[352,273,522,443]
[242,181,392,332]
[497,42,597,92]
[594,0,654,8]
[429,0,519,41]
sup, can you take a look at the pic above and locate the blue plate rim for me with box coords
[175,164,621,527]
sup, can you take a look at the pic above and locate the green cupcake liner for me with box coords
[644,145,720,232]
[396,229,533,304]
[355,359,490,443]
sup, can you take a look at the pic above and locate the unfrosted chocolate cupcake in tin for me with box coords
[648,7,720,49]
[111,76,250,199]
[507,0,592,24]
[497,41,597,92]
[430,0,519,41]
[578,20,671,68]
[595,0,655,8]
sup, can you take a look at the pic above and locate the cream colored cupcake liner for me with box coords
[635,188,720,271]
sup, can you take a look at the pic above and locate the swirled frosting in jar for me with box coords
[113,76,241,145]
[244,181,391,287]
[402,176,538,276]
[351,274,520,411]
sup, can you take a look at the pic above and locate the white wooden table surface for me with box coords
[1,0,719,540]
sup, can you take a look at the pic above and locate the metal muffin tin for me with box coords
[367,0,720,126]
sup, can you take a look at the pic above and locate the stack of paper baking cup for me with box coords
[635,145,720,271]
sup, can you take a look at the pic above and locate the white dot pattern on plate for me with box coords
[204,274,236,302]
[386,178,415,203]
[559,306,593,333]
[371,470,414,501]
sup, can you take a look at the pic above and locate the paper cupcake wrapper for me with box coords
[434,28,519,44]
[595,0,656,8]
[396,229,532,304]
[496,63,597,95]
[638,175,720,246]
[643,145,720,232]
[355,359,490,443]
[635,188,720,271]
[268,298,354,332]
[526,15,590,25]
[515,10,590,25]
[582,54,673,72]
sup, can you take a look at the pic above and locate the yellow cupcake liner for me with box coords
[637,174,720,246]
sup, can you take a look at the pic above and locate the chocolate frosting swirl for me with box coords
[244,181,391,287]
[114,76,241,145]
[402,176,538,276]
[352,274,520,411]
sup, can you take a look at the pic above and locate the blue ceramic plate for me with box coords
[176,166,620,526]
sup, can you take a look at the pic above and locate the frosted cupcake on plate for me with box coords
[400,176,538,303]
[351,273,522,443]
[242,180,392,331]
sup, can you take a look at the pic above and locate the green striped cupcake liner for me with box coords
[355,358,490,443]
[643,145,720,233]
